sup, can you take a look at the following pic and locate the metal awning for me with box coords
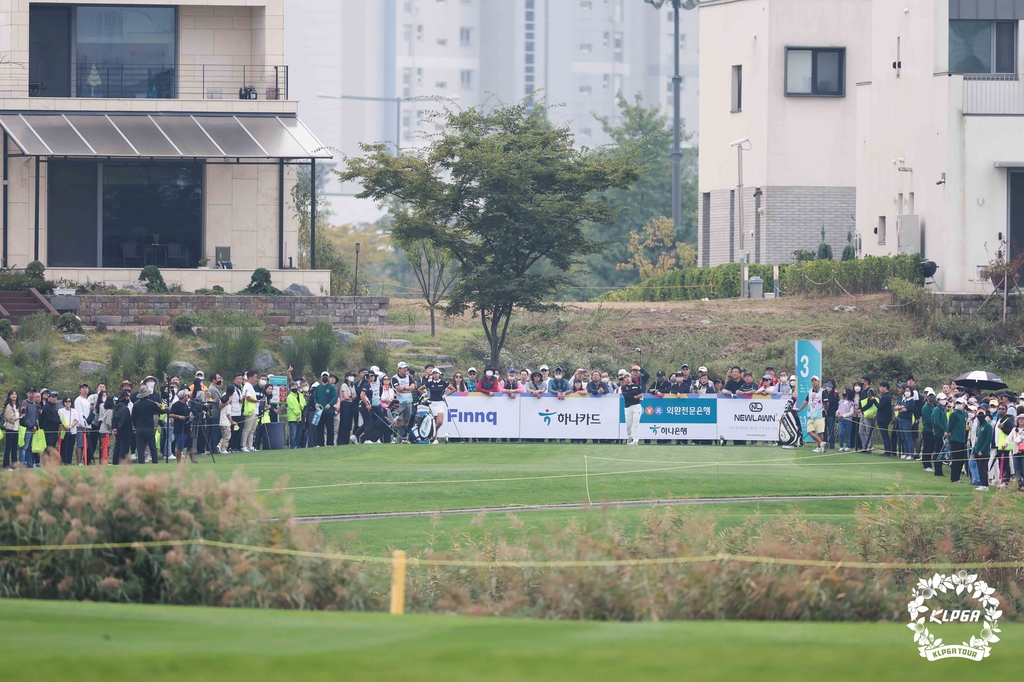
[995,162,1024,168]
[0,112,331,159]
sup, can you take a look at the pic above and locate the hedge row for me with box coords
[597,255,922,302]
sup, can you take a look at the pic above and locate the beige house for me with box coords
[700,0,1024,293]
[0,0,331,292]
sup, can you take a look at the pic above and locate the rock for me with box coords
[253,349,275,372]
[63,334,90,343]
[167,361,196,379]
[0,337,11,359]
[379,339,413,350]
[197,344,216,354]
[25,341,57,359]
[433,354,454,363]
[132,331,162,340]
[335,329,357,344]
[212,285,225,292]
[95,315,122,327]
[121,283,148,294]
[700,319,711,325]
[281,336,296,349]
[833,305,857,312]
[285,283,312,296]
[79,361,106,375]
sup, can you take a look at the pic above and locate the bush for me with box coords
[170,314,198,336]
[56,313,83,334]
[357,331,391,370]
[24,261,45,279]
[241,268,283,295]
[138,265,168,293]
[16,311,54,341]
[148,333,177,381]
[306,322,340,376]
[203,325,262,378]
[779,254,922,297]
[108,335,149,380]
[598,263,776,302]
[281,335,309,380]
[0,318,11,341]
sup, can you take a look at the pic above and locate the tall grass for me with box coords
[149,333,177,381]
[108,335,149,380]
[306,322,340,376]
[281,336,309,380]
[204,325,262,377]
[357,330,391,370]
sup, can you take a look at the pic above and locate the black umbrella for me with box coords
[952,371,1008,391]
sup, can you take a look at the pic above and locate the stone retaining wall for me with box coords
[932,293,1022,318]
[76,295,389,326]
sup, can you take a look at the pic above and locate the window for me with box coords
[877,216,886,245]
[435,81,447,89]
[403,24,413,44]
[603,74,611,89]
[580,84,592,94]
[949,20,1017,73]
[31,5,178,99]
[460,70,473,88]
[402,113,412,138]
[416,25,424,41]
[603,32,610,47]
[580,0,592,9]
[731,65,743,112]
[613,32,623,62]
[785,47,845,96]
[402,68,413,97]
[416,68,423,85]
[460,27,471,46]
[403,0,413,11]
[613,74,623,92]
[580,43,592,53]
[436,38,448,46]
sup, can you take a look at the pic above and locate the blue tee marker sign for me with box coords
[794,340,822,442]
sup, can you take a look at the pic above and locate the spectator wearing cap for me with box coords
[548,367,570,400]
[930,393,949,477]
[737,371,757,397]
[526,371,546,399]
[906,375,922,454]
[538,365,551,392]
[390,362,416,443]
[286,380,307,449]
[856,376,878,453]
[337,372,358,445]
[896,383,917,460]
[713,377,726,394]
[947,396,970,483]
[764,366,778,385]
[920,389,936,470]
[19,387,39,468]
[796,375,827,452]
[754,374,775,396]
[314,370,338,447]
[465,368,478,392]
[652,371,672,396]
[501,367,520,398]
[677,365,693,393]
[875,381,894,457]
[477,366,500,396]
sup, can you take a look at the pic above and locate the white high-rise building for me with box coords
[286,0,699,204]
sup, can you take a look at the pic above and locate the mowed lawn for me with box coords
[0,599,1016,682]
[184,442,967,517]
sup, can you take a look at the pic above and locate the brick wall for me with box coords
[76,295,389,326]
[699,185,856,266]
[933,293,1021,319]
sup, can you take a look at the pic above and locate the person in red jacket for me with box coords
[477,365,500,395]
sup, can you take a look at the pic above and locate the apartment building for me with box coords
[0,0,331,291]
[286,0,699,200]
[700,0,1024,293]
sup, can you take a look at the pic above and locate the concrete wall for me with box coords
[76,294,389,326]
[46,268,330,294]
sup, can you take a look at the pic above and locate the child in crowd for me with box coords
[837,389,855,451]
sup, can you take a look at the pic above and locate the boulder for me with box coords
[197,344,216,354]
[433,354,454,363]
[120,283,148,294]
[253,349,275,373]
[63,334,90,343]
[335,329,357,344]
[79,361,106,375]
[167,360,196,379]
[379,339,413,350]
[0,337,11,359]
[95,315,122,327]
[285,283,312,296]
[25,341,57,359]
[281,336,296,349]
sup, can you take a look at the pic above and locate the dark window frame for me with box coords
[784,46,846,98]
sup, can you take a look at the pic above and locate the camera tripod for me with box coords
[179,414,216,464]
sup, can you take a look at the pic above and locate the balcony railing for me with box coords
[1,63,288,101]
[963,73,1023,115]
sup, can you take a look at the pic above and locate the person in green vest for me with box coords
[946,396,969,484]
[286,381,306,449]
[930,393,948,478]
[920,390,935,472]
[971,408,994,491]
[314,370,338,447]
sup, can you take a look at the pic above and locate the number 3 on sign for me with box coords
[800,355,810,378]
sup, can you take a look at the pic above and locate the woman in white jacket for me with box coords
[1005,414,1024,488]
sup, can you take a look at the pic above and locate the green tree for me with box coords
[341,98,640,365]
[293,165,353,295]
[392,229,458,337]
[581,92,698,293]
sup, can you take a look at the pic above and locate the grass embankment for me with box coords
[0,599,1017,681]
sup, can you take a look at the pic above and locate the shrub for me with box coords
[358,331,391,371]
[170,314,198,336]
[148,333,177,381]
[108,335,149,381]
[241,268,283,295]
[281,335,309,380]
[0,318,11,341]
[24,261,45,279]
[56,313,83,334]
[306,322,339,376]
[779,254,922,297]
[16,311,54,341]
[598,263,776,302]
[138,265,168,293]
[203,325,262,378]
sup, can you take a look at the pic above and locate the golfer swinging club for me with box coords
[419,367,447,445]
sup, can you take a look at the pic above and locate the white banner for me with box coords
[716,396,788,441]
[440,393,521,439]
[519,394,622,440]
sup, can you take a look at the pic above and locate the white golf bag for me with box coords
[778,398,804,448]
[409,394,436,444]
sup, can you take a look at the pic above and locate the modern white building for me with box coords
[0,0,332,291]
[287,0,699,202]
[699,0,1024,293]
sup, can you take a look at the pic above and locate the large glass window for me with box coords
[785,47,845,96]
[48,162,203,268]
[29,5,177,98]
[949,20,1016,74]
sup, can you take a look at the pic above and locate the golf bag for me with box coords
[409,394,436,444]
[778,398,804,448]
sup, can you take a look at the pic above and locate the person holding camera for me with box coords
[131,384,166,464]
[168,389,191,464]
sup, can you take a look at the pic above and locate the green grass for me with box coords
[0,599,1015,681]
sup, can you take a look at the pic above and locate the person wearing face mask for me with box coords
[131,383,167,465]
[930,393,949,477]
[548,367,570,400]
[338,373,359,445]
[856,377,877,453]
[239,371,260,452]
[971,408,994,491]
[477,366,500,396]
[896,384,917,460]
[285,381,307,449]
[920,390,936,471]
[875,382,894,457]
[947,396,970,483]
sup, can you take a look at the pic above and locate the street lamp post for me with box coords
[643,0,695,232]
[353,242,361,296]
[730,137,752,297]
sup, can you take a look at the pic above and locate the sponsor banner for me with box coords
[267,375,287,404]
[638,395,718,440]
[716,396,788,441]
[520,394,622,440]
[440,394,521,439]
[795,340,823,442]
